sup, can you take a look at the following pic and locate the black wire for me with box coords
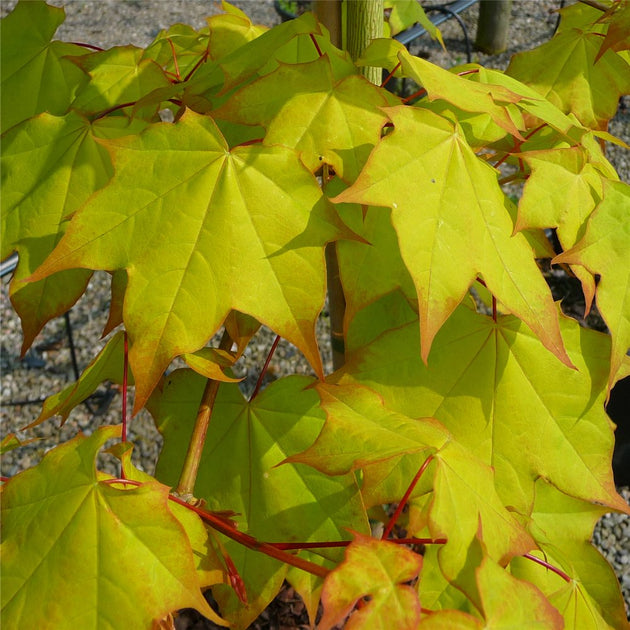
[553,0,566,35]
[425,6,473,63]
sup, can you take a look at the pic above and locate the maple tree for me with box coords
[2,0,630,628]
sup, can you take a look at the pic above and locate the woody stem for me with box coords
[176,329,233,497]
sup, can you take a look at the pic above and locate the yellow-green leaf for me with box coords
[318,532,422,630]
[0,426,225,629]
[333,106,571,368]
[0,1,88,133]
[30,111,350,409]
[506,25,630,130]
[148,372,369,628]
[32,331,131,428]
[215,54,393,181]
[554,179,630,390]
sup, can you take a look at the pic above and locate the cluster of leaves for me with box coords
[2,0,630,628]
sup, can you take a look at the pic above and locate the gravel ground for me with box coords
[1,0,628,626]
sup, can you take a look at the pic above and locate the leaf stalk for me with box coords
[382,454,434,540]
[250,334,281,401]
[175,330,234,497]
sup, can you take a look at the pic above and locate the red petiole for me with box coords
[382,455,434,540]
[121,332,129,444]
[309,33,323,57]
[523,552,571,582]
[250,334,281,401]
[381,62,401,88]
[167,37,181,81]
[69,41,105,52]
[267,536,447,550]
[183,49,209,82]
[493,123,547,169]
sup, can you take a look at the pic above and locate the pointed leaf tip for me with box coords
[335,105,572,369]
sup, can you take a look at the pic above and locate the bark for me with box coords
[346,0,384,84]
[315,0,383,369]
[475,0,512,54]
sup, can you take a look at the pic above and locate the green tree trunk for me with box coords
[315,0,383,370]
[475,0,512,54]
[346,0,384,84]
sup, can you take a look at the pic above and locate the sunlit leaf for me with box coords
[30,111,350,409]
[506,25,630,130]
[116,448,230,593]
[215,54,393,181]
[0,1,88,133]
[385,0,444,47]
[475,552,563,628]
[206,2,267,61]
[554,180,630,390]
[0,426,225,629]
[333,105,571,368]
[287,382,448,475]
[418,609,482,629]
[182,347,240,382]
[184,11,324,107]
[356,37,408,75]
[1,112,146,351]
[337,296,627,518]
[144,23,210,80]
[318,532,422,630]
[69,45,172,115]
[398,50,524,138]
[510,480,629,630]
[289,379,534,583]
[148,372,369,628]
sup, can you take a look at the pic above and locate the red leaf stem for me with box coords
[523,552,571,582]
[392,537,447,546]
[402,87,427,104]
[183,49,209,82]
[381,62,401,88]
[266,536,447,550]
[268,540,350,550]
[250,334,281,401]
[494,123,546,169]
[457,69,480,77]
[382,455,434,540]
[121,331,129,444]
[167,37,181,81]
[0,476,9,483]
[168,494,330,579]
[492,296,497,322]
[101,478,330,579]
[309,33,323,57]
[92,101,138,121]
[236,138,264,147]
[69,41,105,52]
